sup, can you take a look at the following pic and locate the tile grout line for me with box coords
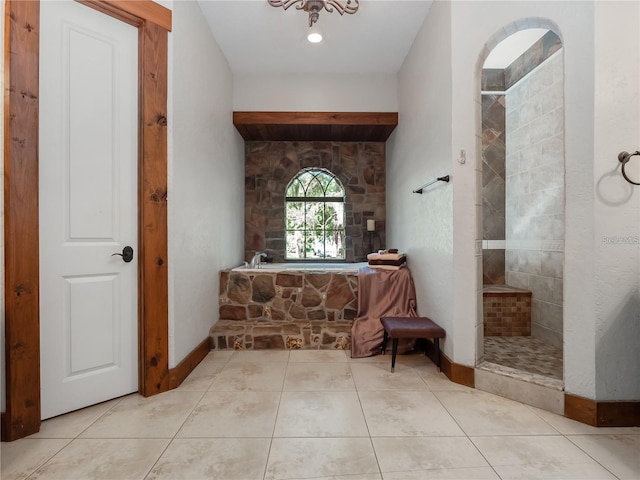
[23,438,74,480]
[142,351,231,479]
[23,394,130,479]
[427,377,505,479]
[141,387,209,479]
[562,434,627,480]
[261,353,291,480]
[351,356,385,479]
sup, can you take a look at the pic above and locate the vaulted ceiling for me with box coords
[200,1,547,141]
[197,0,433,75]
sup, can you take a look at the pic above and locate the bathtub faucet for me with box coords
[250,252,267,269]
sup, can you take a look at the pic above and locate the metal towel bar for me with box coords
[413,175,450,194]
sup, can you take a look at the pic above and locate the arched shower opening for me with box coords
[476,21,566,387]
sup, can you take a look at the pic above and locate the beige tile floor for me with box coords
[2,350,639,480]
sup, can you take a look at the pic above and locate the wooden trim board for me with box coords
[2,0,42,442]
[169,338,212,389]
[233,111,398,127]
[232,111,399,142]
[440,353,475,388]
[565,394,640,427]
[78,0,172,31]
[136,20,170,397]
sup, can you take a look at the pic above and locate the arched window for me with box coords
[285,168,346,260]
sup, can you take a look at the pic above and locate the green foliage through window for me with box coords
[285,169,346,260]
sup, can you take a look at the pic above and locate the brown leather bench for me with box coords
[380,316,446,372]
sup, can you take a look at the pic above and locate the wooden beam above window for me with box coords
[233,111,398,142]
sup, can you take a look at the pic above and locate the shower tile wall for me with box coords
[505,51,565,350]
[244,142,386,263]
[482,94,506,285]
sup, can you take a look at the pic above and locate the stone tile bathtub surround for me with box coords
[213,269,358,350]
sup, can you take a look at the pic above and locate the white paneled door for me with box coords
[39,1,139,419]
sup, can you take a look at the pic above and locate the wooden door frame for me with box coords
[2,0,172,441]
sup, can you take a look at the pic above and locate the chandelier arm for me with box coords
[267,0,305,12]
[267,0,359,25]
[325,0,359,15]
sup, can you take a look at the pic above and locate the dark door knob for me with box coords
[112,246,134,263]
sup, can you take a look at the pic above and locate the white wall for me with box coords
[592,1,640,401]
[168,0,245,367]
[233,73,397,112]
[387,0,454,358]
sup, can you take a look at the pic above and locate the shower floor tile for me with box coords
[483,336,563,381]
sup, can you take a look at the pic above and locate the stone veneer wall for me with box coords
[505,50,565,349]
[212,269,358,350]
[244,142,386,263]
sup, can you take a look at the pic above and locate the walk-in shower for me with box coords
[478,26,565,388]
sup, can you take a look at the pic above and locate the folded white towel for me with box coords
[367,252,406,261]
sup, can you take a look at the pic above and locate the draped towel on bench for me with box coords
[350,266,418,358]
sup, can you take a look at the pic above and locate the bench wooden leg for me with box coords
[391,338,399,373]
[435,337,441,371]
[382,330,388,355]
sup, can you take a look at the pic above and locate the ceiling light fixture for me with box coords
[267,0,359,27]
[307,32,323,43]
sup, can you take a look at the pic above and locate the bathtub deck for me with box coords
[213,267,360,350]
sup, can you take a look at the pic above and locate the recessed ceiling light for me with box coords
[307,32,323,43]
